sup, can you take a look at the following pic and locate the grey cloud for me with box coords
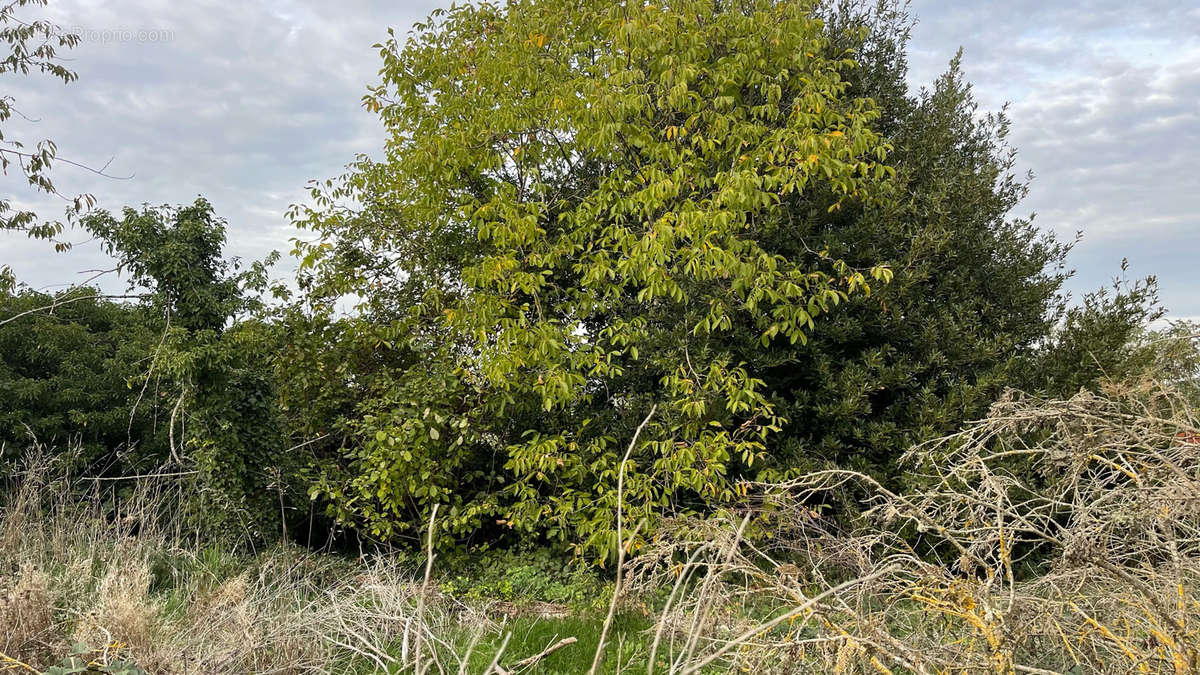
[909,0,1200,317]
[2,0,1196,320]
[3,0,441,292]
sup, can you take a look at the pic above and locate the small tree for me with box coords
[85,199,289,537]
[1026,267,1164,397]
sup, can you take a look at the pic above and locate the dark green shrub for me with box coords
[0,289,165,474]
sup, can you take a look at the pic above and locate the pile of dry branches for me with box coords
[627,378,1200,674]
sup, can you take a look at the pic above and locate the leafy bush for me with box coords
[0,289,165,474]
[1026,269,1165,397]
[439,547,609,611]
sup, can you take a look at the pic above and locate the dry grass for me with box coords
[3,374,1198,674]
[0,450,503,674]
[626,377,1200,674]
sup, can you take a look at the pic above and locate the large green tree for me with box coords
[291,0,895,555]
[289,0,1164,555]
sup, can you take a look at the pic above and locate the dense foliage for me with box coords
[1026,269,1164,397]
[636,6,1076,481]
[289,0,898,555]
[284,0,1166,553]
[0,289,164,471]
[82,199,294,536]
[0,0,1175,561]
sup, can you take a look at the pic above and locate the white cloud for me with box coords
[908,0,1200,317]
[3,0,1197,319]
[3,0,442,292]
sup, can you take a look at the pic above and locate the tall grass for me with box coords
[4,375,1199,673]
[0,448,646,674]
[0,449,496,673]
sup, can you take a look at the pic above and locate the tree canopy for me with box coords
[0,0,1171,562]
[291,0,896,555]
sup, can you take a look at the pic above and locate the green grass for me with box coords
[451,612,654,674]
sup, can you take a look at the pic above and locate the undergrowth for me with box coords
[0,451,645,674]
[4,374,1199,673]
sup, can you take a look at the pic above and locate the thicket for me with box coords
[0,0,1175,560]
[0,289,163,470]
[4,370,1199,673]
[3,1,1200,672]
[279,0,1163,554]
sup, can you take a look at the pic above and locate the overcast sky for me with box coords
[3,0,1197,319]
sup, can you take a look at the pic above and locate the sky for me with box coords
[2,0,1197,319]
